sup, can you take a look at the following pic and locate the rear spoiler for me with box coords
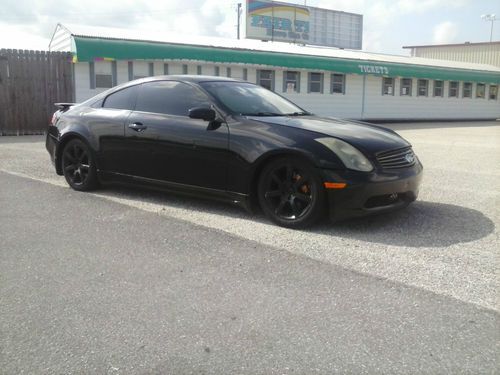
[54,103,75,111]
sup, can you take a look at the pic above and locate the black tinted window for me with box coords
[103,86,138,110]
[135,81,209,116]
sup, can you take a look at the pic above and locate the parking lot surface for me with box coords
[1,121,499,373]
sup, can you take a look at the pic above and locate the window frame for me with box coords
[308,72,324,94]
[476,83,486,99]
[331,73,345,94]
[283,71,300,93]
[382,77,394,96]
[489,85,498,100]
[463,82,472,98]
[417,79,429,97]
[257,69,275,91]
[400,78,412,96]
[433,80,444,97]
[448,81,459,98]
[95,74,113,89]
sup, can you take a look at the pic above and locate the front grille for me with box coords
[376,147,416,169]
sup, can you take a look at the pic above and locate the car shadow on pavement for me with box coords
[313,201,496,248]
[101,185,495,249]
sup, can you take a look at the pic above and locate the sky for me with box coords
[0,0,499,55]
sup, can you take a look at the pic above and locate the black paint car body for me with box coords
[46,76,423,228]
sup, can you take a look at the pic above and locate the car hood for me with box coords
[247,115,410,155]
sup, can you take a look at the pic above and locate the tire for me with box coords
[258,156,325,228]
[61,138,99,191]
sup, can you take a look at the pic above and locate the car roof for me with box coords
[144,75,244,83]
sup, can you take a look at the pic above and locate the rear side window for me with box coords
[103,85,139,110]
[135,81,209,116]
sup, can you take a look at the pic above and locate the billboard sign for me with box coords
[246,0,363,50]
[246,0,310,44]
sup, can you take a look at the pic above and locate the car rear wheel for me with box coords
[258,157,325,228]
[62,139,99,191]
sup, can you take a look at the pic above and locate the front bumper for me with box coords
[321,162,423,222]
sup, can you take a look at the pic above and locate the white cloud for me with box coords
[397,0,470,14]
[433,21,459,44]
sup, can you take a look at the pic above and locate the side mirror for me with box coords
[189,106,216,122]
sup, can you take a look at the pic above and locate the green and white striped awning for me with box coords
[73,36,500,84]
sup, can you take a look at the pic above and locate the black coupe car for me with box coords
[46,76,423,228]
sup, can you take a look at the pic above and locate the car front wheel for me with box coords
[258,157,325,228]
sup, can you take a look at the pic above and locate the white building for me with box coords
[50,24,500,121]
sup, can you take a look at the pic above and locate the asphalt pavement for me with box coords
[0,121,499,374]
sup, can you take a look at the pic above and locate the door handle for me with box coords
[128,122,147,132]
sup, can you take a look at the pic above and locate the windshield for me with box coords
[200,81,309,116]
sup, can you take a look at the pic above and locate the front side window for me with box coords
[102,85,139,110]
[283,71,300,93]
[382,77,394,95]
[489,85,498,100]
[463,82,472,98]
[476,83,485,98]
[201,81,306,116]
[433,80,443,97]
[257,70,274,90]
[449,81,459,97]
[308,72,323,93]
[331,74,345,94]
[417,79,428,96]
[135,81,209,116]
[400,78,412,96]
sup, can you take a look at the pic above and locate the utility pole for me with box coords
[481,14,497,42]
[237,3,242,40]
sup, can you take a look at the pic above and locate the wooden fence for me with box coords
[0,49,74,135]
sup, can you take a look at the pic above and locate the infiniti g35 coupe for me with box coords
[46,76,423,228]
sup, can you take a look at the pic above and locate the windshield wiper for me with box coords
[240,112,285,117]
[286,111,311,116]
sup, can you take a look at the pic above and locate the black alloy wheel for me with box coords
[62,139,98,191]
[258,157,325,228]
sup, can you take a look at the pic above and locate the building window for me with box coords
[214,66,220,76]
[433,80,443,97]
[95,74,112,88]
[463,82,472,98]
[182,64,188,74]
[489,85,498,100]
[476,83,485,98]
[417,79,428,96]
[449,81,459,97]
[148,62,154,76]
[400,78,412,96]
[283,71,300,93]
[257,69,274,90]
[226,67,231,77]
[308,72,323,93]
[331,74,345,94]
[243,68,248,81]
[197,65,202,75]
[382,77,394,95]
[163,63,169,75]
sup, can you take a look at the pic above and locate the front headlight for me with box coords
[316,137,373,172]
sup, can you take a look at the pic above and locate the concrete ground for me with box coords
[0,121,499,374]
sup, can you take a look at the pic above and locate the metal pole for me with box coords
[490,20,494,42]
[237,3,242,40]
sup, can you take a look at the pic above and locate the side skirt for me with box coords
[97,171,254,213]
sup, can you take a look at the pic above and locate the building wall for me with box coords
[74,59,500,120]
[408,43,500,68]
